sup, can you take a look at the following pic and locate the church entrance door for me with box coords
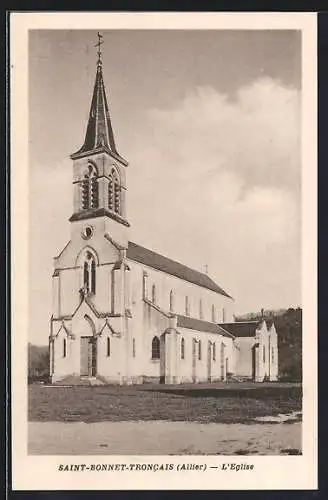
[80,336,97,377]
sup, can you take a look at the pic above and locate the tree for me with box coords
[28,343,49,383]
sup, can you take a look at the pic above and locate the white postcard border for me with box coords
[10,11,317,491]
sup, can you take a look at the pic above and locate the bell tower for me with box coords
[69,33,129,247]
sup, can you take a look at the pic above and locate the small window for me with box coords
[220,342,225,362]
[169,290,174,312]
[63,338,67,358]
[212,305,216,323]
[151,284,156,304]
[263,346,266,363]
[199,299,203,320]
[222,308,226,322]
[198,341,202,360]
[151,285,156,304]
[151,336,160,360]
[271,346,274,363]
[107,337,111,357]
[132,338,136,358]
[142,272,148,299]
[181,338,185,360]
[185,296,190,316]
[213,342,216,361]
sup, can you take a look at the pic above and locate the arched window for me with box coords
[169,290,174,312]
[213,342,216,361]
[151,336,160,359]
[198,341,202,360]
[63,338,67,358]
[199,299,203,319]
[263,346,266,363]
[142,272,148,299]
[108,168,121,214]
[107,337,111,357]
[185,296,190,316]
[220,342,225,362]
[151,284,156,304]
[83,251,96,295]
[132,338,136,358]
[181,337,185,359]
[212,305,216,323]
[91,259,96,294]
[81,164,99,210]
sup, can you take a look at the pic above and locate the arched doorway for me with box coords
[80,315,97,377]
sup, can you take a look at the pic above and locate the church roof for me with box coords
[127,241,232,298]
[177,315,235,338]
[218,321,261,338]
[71,60,127,165]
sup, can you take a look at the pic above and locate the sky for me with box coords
[29,29,302,345]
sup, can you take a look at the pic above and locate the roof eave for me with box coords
[70,145,128,166]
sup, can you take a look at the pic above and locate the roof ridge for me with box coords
[176,314,235,338]
[128,240,206,276]
[127,241,232,299]
[224,320,260,325]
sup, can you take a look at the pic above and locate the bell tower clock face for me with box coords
[81,225,94,240]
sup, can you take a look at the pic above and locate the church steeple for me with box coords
[71,33,127,165]
[69,33,129,232]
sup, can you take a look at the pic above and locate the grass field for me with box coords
[28,382,302,424]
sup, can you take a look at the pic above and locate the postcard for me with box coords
[10,11,317,490]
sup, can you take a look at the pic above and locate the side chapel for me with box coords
[49,39,278,385]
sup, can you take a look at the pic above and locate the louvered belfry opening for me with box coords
[81,165,99,211]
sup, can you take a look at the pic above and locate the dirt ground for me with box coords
[28,420,302,456]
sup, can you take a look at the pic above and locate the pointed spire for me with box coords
[71,34,127,164]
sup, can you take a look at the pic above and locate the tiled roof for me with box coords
[127,241,232,298]
[177,315,235,338]
[219,321,260,338]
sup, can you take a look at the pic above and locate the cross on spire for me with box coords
[94,31,103,64]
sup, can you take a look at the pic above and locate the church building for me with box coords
[49,43,278,385]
